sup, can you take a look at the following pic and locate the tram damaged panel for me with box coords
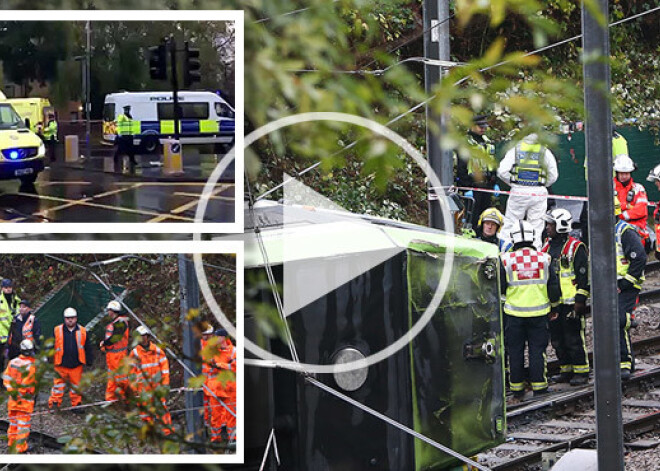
[244,204,505,470]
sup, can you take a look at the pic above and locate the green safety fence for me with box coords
[33,280,136,340]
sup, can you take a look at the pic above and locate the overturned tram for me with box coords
[243,200,505,470]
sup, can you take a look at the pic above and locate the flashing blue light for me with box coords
[8,150,19,160]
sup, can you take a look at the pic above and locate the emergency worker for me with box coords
[7,300,41,361]
[48,307,93,410]
[647,164,660,261]
[129,325,173,436]
[615,196,646,380]
[614,154,650,249]
[43,112,58,162]
[0,279,21,369]
[497,134,559,249]
[99,300,130,401]
[200,325,232,442]
[3,340,36,453]
[500,220,560,398]
[114,105,137,171]
[474,208,504,246]
[455,115,498,228]
[542,209,590,385]
[215,329,236,440]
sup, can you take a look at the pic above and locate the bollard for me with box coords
[65,135,79,162]
[163,139,184,175]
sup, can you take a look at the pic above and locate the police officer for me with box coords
[542,209,590,385]
[43,112,58,162]
[500,220,560,398]
[114,105,137,171]
[455,114,498,228]
[615,196,646,380]
[0,279,20,370]
[497,134,559,249]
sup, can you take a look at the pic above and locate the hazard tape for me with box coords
[429,185,658,207]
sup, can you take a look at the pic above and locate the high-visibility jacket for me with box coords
[3,354,36,410]
[0,293,20,344]
[43,120,58,141]
[511,142,547,186]
[54,324,87,366]
[612,133,629,161]
[500,248,553,317]
[21,315,35,343]
[101,316,129,354]
[201,337,234,394]
[616,220,646,289]
[130,342,170,394]
[116,113,136,136]
[541,236,588,305]
[614,177,649,235]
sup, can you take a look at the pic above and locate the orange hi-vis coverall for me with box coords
[200,337,236,442]
[130,342,173,436]
[3,354,36,453]
[222,344,237,433]
[100,316,130,401]
[48,324,88,408]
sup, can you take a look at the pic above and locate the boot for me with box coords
[551,372,573,383]
[569,373,589,386]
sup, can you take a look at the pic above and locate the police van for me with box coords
[0,102,46,184]
[102,91,235,153]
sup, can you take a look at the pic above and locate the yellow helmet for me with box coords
[614,194,621,217]
[478,207,504,231]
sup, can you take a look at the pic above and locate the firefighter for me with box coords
[7,300,41,361]
[474,207,504,246]
[500,220,560,398]
[455,114,498,228]
[647,164,660,261]
[542,209,591,385]
[615,196,646,380]
[43,112,58,162]
[614,154,650,249]
[3,339,36,453]
[129,325,173,436]
[114,105,137,172]
[0,279,21,370]
[497,134,559,249]
[48,307,93,410]
[99,300,130,401]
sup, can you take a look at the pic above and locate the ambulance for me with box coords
[102,90,235,153]
[0,97,54,134]
[0,101,46,184]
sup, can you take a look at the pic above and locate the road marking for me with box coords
[113,182,234,187]
[173,192,234,201]
[170,186,230,215]
[33,183,143,215]
[37,181,93,186]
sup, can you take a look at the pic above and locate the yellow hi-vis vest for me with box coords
[541,237,584,305]
[512,142,546,186]
[43,120,58,141]
[466,134,496,176]
[584,133,629,180]
[615,220,645,289]
[116,113,139,136]
[501,248,552,317]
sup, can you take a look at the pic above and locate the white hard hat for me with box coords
[202,324,214,335]
[613,154,635,173]
[510,220,535,245]
[20,339,34,351]
[544,208,573,234]
[106,300,122,312]
[647,163,660,183]
[136,325,150,336]
[63,307,77,318]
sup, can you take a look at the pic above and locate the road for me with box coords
[0,145,235,223]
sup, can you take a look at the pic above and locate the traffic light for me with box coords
[184,41,201,88]
[149,44,167,81]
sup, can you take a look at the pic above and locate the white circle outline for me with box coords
[193,112,455,374]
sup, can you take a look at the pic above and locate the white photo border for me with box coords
[0,10,244,234]
[0,240,244,464]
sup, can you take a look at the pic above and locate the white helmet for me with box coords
[613,154,635,173]
[647,163,660,183]
[136,325,150,336]
[63,307,77,318]
[510,220,535,245]
[20,339,34,352]
[544,208,573,233]
[106,300,122,312]
[202,324,214,335]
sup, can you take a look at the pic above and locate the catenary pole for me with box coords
[582,1,624,469]
[178,254,205,449]
[424,0,453,230]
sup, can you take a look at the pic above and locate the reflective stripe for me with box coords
[507,278,549,287]
[510,382,525,392]
[199,120,219,133]
[531,381,548,390]
[560,365,572,373]
[504,302,550,313]
[161,120,175,134]
[573,365,590,374]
